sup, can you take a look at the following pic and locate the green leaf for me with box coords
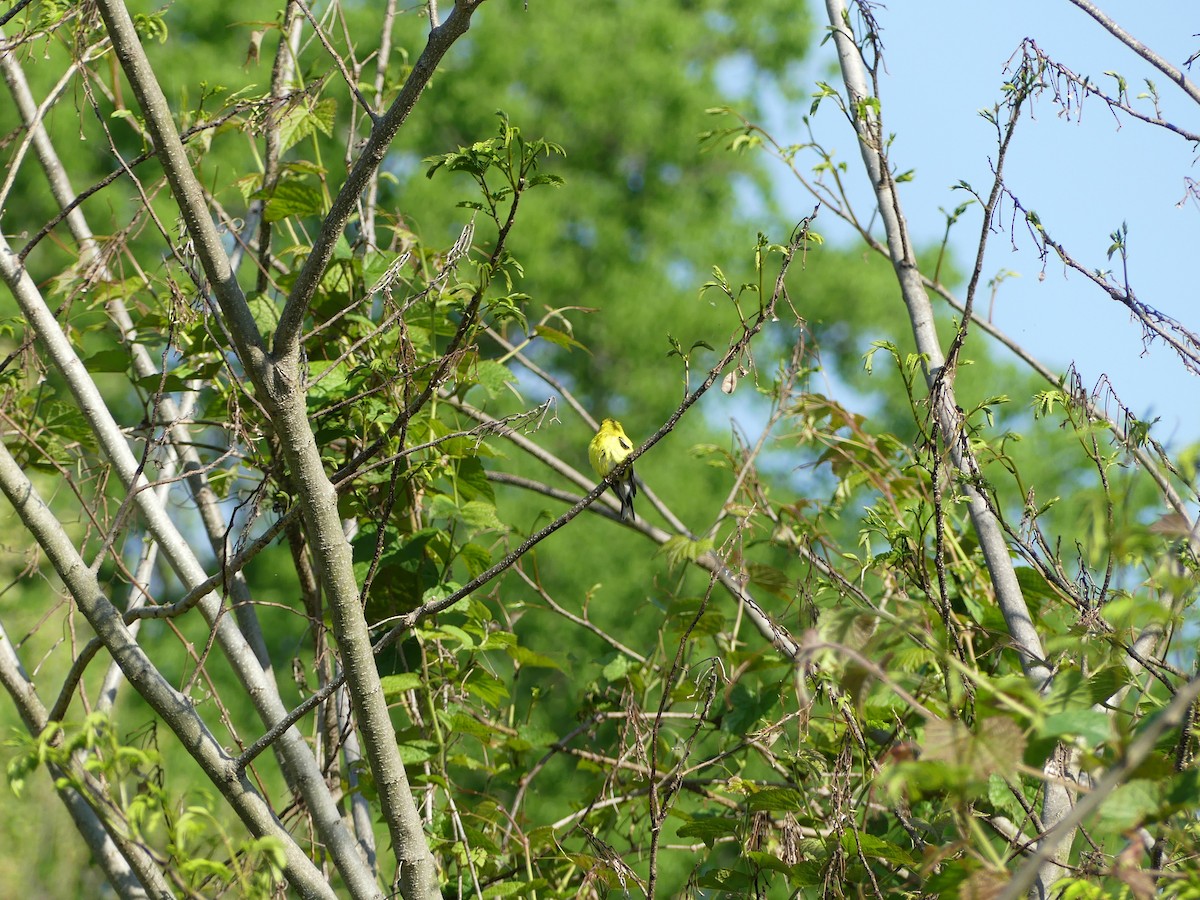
[380,673,424,701]
[1095,779,1160,831]
[722,682,781,734]
[477,629,516,651]
[132,12,168,42]
[745,787,806,813]
[657,535,714,570]
[696,866,756,892]
[457,500,506,533]
[473,360,516,399]
[1015,565,1059,608]
[306,359,352,405]
[1045,667,1126,714]
[397,739,438,765]
[747,563,791,599]
[503,727,558,753]
[506,645,565,671]
[263,180,327,222]
[843,830,916,867]
[134,372,196,394]
[676,816,739,847]
[438,710,501,743]
[463,668,510,707]
[533,324,586,352]
[1163,768,1200,813]
[744,850,795,874]
[425,623,475,650]
[1040,710,1110,747]
[277,97,337,153]
[82,348,131,372]
[1100,594,1172,632]
[458,542,493,578]
[601,654,633,682]
[487,293,531,328]
[663,596,726,638]
[986,773,1028,820]
[93,275,147,304]
[180,859,233,881]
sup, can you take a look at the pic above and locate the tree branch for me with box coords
[93,0,266,370]
[0,441,337,900]
[274,0,486,355]
[822,0,1049,690]
[0,41,386,895]
[1065,0,1200,107]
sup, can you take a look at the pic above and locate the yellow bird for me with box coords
[589,418,637,522]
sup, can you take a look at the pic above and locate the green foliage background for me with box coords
[1,0,1196,897]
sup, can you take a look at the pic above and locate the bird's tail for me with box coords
[615,477,637,522]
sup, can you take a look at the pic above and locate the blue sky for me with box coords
[782,1,1198,447]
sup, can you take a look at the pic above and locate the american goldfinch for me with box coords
[589,418,637,522]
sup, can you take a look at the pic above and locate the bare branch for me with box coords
[1065,0,1200,107]
[274,0,487,355]
[823,0,1050,690]
[0,441,337,900]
